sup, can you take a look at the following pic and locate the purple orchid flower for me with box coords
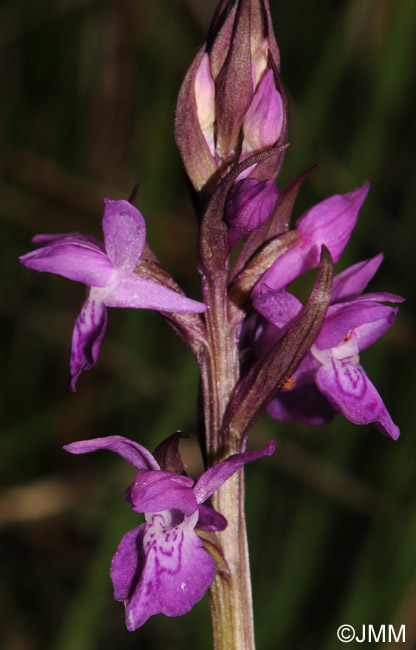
[19,199,206,390]
[252,254,403,439]
[64,435,275,630]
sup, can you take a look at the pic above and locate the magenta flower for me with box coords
[64,435,275,630]
[254,182,370,295]
[252,255,403,439]
[20,199,206,390]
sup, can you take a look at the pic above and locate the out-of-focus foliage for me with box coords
[1,1,415,649]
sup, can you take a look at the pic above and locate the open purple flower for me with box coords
[64,435,275,630]
[20,199,206,390]
[252,254,403,439]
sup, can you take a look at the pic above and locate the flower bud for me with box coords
[225,178,279,234]
[175,0,288,196]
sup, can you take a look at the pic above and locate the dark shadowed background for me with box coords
[1,1,416,648]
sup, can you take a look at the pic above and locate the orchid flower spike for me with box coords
[20,199,206,390]
[64,435,275,630]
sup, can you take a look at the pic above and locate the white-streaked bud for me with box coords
[194,53,216,156]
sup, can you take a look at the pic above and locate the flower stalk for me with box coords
[200,249,255,650]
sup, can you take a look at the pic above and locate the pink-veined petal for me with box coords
[69,298,107,390]
[105,275,206,313]
[315,359,399,440]
[102,199,146,272]
[113,510,216,631]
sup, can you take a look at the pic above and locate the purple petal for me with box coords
[20,240,114,287]
[196,502,228,532]
[193,441,276,504]
[63,435,160,471]
[254,235,310,292]
[102,199,146,272]
[354,309,398,351]
[315,359,399,439]
[296,182,369,259]
[113,510,216,630]
[260,183,369,291]
[267,384,335,426]
[111,524,145,601]
[70,298,108,390]
[105,275,206,313]
[225,178,279,234]
[126,470,197,516]
[316,301,398,350]
[331,254,383,303]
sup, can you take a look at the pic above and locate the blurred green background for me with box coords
[1,0,415,648]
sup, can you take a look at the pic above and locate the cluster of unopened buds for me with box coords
[20,0,402,643]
